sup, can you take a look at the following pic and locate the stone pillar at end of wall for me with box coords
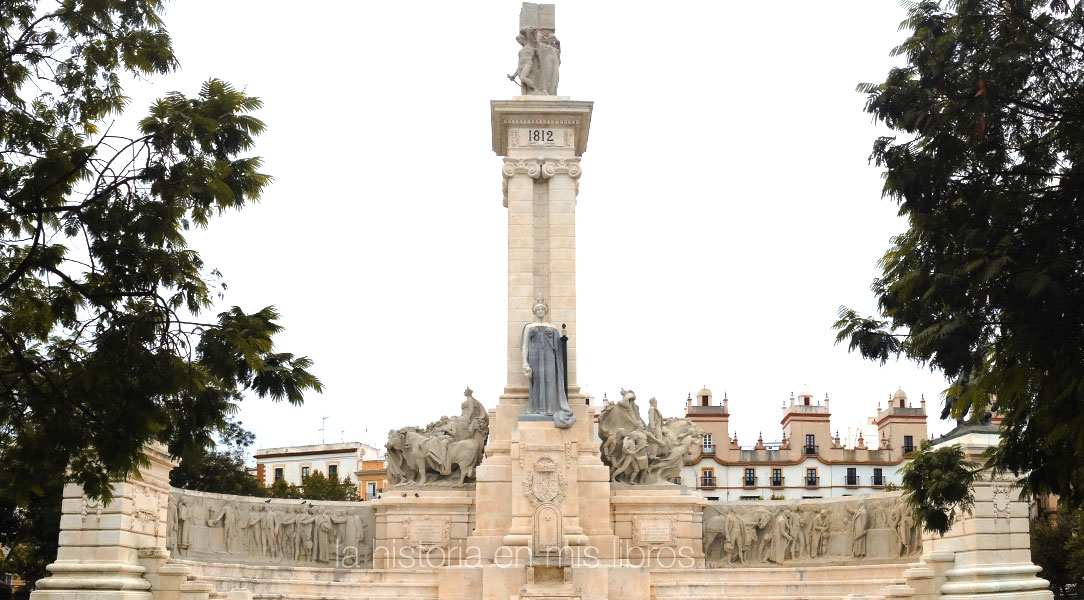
[31,443,177,600]
[372,488,475,569]
[610,485,707,569]
[915,429,1053,600]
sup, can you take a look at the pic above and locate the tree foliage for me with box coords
[168,418,264,497]
[0,0,322,586]
[835,0,1084,525]
[0,0,321,500]
[1031,506,1084,599]
[898,441,978,535]
[267,470,360,502]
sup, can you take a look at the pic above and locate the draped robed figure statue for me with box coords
[521,299,575,428]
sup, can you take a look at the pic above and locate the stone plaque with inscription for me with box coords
[637,518,674,544]
[404,517,450,553]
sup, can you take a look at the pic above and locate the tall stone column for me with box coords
[469,99,616,582]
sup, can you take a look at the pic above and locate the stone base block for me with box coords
[30,561,152,600]
[939,563,1053,599]
[610,486,707,569]
[373,487,475,569]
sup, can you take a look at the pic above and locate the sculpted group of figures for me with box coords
[168,492,374,567]
[507,16,560,95]
[598,389,705,484]
[385,388,490,485]
[702,496,920,567]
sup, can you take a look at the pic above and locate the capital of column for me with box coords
[501,158,582,207]
[502,158,582,180]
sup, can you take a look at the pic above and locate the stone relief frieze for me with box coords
[385,387,489,486]
[703,495,920,568]
[167,489,375,568]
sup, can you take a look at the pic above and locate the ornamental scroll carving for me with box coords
[502,159,582,206]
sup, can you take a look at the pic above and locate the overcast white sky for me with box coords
[118,1,956,455]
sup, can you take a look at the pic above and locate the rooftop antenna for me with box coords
[319,415,328,444]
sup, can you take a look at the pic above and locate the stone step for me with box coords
[654,563,910,583]
[171,561,439,600]
[652,580,901,597]
[651,563,906,599]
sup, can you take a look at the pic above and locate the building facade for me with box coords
[681,387,927,501]
[254,442,381,489]
[355,458,389,500]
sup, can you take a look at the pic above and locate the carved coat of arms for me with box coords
[523,456,564,506]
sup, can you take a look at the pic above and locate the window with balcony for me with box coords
[903,435,915,453]
[846,467,858,486]
[805,468,818,487]
[771,468,783,487]
[873,468,885,486]
[273,467,284,482]
[702,433,714,454]
[700,469,715,488]
[804,434,817,455]
[744,468,756,487]
[366,482,377,498]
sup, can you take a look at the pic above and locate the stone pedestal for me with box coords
[31,444,176,600]
[890,428,1053,599]
[469,403,617,564]
[373,487,475,568]
[610,486,707,569]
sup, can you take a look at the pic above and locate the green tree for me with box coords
[835,0,1084,531]
[0,0,321,588]
[1031,506,1084,599]
[266,478,302,499]
[169,418,265,497]
[275,470,360,502]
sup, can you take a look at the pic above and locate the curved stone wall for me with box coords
[166,488,376,570]
[702,492,920,568]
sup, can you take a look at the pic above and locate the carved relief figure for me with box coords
[207,501,242,554]
[893,503,916,556]
[788,508,806,560]
[810,509,829,559]
[312,508,347,563]
[175,498,192,557]
[768,510,792,564]
[522,299,575,428]
[848,502,870,558]
[705,510,748,566]
[384,388,490,485]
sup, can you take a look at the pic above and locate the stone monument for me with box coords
[28,5,1057,600]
